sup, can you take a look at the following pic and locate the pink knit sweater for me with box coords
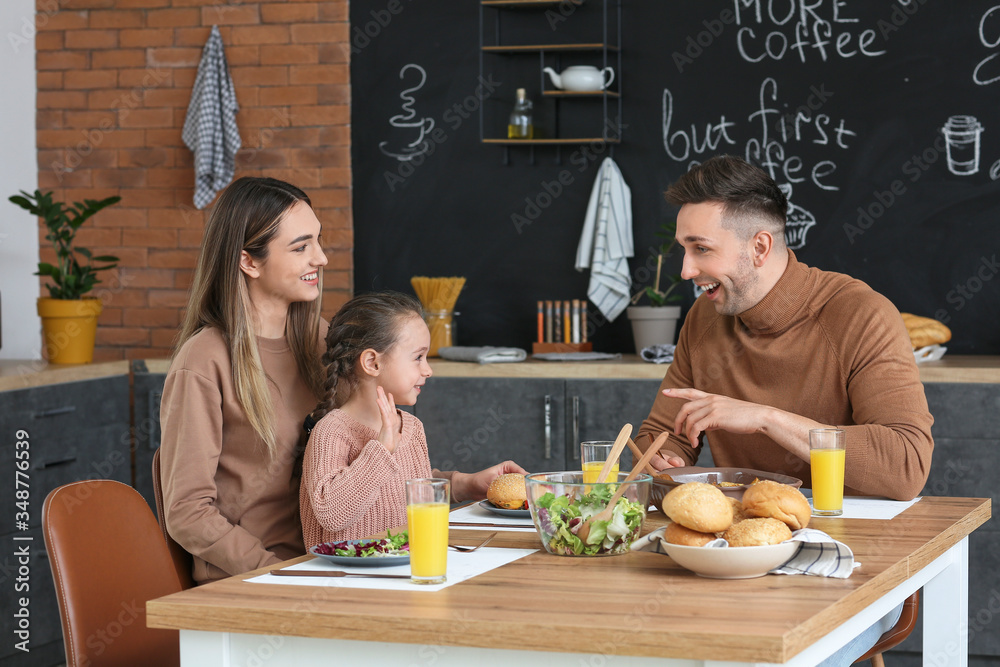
[300,408,432,547]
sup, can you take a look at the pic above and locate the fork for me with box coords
[448,531,497,552]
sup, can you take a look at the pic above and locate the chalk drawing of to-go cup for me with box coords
[379,63,436,162]
[941,115,984,176]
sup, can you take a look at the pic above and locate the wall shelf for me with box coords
[482,43,619,52]
[543,90,619,98]
[479,0,622,162]
[482,0,583,6]
[483,138,621,145]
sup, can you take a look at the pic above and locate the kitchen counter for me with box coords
[4,355,1000,391]
[0,359,129,391]
[424,354,1000,383]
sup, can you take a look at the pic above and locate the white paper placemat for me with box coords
[799,490,921,520]
[447,503,537,530]
[248,547,536,592]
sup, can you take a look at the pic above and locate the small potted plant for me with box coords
[627,219,684,352]
[9,190,121,364]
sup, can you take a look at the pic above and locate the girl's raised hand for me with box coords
[376,386,401,453]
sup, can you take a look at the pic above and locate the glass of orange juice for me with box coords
[809,428,846,516]
[581,441,619,484]
[405,478,450,584]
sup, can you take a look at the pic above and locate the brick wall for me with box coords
[35,0,352,361]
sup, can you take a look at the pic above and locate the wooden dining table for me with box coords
[147,496,989,666]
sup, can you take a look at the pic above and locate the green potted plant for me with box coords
[627,219,684,351]
[9,190,120,364]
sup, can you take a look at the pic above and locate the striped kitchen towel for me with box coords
[575,157,634,322]
[182,25,241,209]
[768,528,860,578]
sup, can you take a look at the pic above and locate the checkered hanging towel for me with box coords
[183,25,241,209]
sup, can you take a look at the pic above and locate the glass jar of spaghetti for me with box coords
[424,309,453,357]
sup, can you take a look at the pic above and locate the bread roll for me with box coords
[901,312,951,349]
[661,482,732,533]
[723,517,792,547]
[664,521,716,547]
[742,480,811,530]
[487,473,526,509]
[728,496,748,525]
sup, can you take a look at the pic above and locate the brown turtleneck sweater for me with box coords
[636,251,933,501]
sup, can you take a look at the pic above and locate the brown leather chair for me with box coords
[152,447,195,589]
[854,591,920,666]
[42,480,183,667]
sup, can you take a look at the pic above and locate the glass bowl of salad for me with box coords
[525,471,651,557]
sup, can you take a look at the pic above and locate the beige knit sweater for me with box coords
[160,328,317,584]
[300,409,433,547]
[637,251,934,501]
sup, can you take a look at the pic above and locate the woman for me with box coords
[159,177,328,584]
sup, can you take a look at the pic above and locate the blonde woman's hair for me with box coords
[175,177,325,459]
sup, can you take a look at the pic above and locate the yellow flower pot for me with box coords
[37,297,103,364]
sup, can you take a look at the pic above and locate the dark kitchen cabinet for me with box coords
[565,378,661,469]
[414,377,667,474]
[131,362,166,511]
[0,373,130,666]
[414,377,568,473]
[891,382,1000,661]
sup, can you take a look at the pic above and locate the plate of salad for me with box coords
[479,499,530,518]
[308,530,409,567]
[529,480,648,557]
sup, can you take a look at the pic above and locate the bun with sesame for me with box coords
[487,473,527,510]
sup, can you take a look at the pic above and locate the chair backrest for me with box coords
[42,480,183,667]
[152,448,196,590]
[854,590,920,664]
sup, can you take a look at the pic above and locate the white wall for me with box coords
[0,0,41,360]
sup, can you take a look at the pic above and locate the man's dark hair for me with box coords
[664,155,788,243]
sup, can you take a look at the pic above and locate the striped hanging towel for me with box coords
[574,157,634,322]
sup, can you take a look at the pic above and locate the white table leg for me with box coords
[922,537,969,667]
[180,629,229,667]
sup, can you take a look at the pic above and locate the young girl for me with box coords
[159,176,328,584]
[300,291,525,546]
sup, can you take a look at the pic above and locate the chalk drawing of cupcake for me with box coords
[780,183,816,250]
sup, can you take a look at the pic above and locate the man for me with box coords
[636,155,931,665]
[636,155,933,500]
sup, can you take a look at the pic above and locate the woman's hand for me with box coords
[451,460,528,502]
[376,386,400,453]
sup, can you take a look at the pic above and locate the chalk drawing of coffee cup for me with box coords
[379,116,435,161]
[942,115,984,176]
[379,63,436,162]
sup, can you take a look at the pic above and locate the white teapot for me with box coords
[543,66,615,92]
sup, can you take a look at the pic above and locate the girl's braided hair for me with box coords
[311,291,423,423]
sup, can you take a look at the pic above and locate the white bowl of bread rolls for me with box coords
[658,480,811,579]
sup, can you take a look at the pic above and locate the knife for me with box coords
[269,569,411,579]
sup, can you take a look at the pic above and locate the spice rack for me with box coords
[479,0,623,163]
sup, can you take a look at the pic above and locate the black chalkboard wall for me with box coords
[351,1,1000,355]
